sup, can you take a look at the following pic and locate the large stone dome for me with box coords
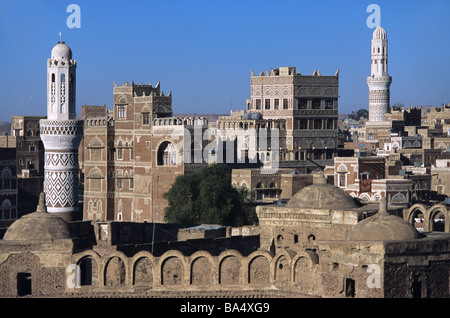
[51,41,72,61]
[3,193,72,241]
[286,174,360,210]
[346,198,419,241]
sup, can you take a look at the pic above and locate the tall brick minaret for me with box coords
[39,40,83,219]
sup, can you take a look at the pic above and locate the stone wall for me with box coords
[66,248,318,297]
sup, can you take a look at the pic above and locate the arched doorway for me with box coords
[78,256,98,286]
[430,210,445,232]
[410,209,425,232]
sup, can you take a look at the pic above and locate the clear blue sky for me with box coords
[0,0,449,122]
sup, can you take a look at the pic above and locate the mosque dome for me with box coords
[373,26,387,40]
[346,198,419,241]
[3,193,72,241]
[51,41,72,61]
[286,174,361,210]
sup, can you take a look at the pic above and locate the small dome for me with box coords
[3,193,72,241]
[346,198,419,241]
[286,174,360,210]
[373,26,387,40]
[51,41,72,61]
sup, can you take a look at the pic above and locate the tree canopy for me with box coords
[163,164,257,227]
[348,109,368,121]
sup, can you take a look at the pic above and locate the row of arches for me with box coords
[1,199,16,220]
[85,117,106,127]
[70,249,317,290]
[153,117,207,126]
[217,120,286,131]
[406,204,449,232]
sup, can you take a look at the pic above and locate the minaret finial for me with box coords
[36,192,47,213]
[315,173,327,185]
[59,32,62,43]
[379,197,388,215]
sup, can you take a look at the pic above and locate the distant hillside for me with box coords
[0,122,10,135]
[174,113,227,123]
[175,113,351,123]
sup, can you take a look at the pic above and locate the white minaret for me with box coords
[46,41,77,120]
[367,26,392,121]
[40,40,83,218]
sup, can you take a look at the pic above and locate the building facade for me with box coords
[334,156,412,207]
[9,116,46,216]
[0,148,17,228]
[82,82,209,223]
[245,67,340,165]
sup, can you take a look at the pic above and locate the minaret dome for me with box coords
[51,41,72,61]
[372,26,387,40]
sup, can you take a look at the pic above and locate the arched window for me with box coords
[337,165,347,187]
[108,141,114,161]
[1,199,12,220]
[61,73,65,82]
[117,200,123,221]
[117,141,123,160]
[2,168,12,190]
[157,141,176,166]
[130,141,134,160]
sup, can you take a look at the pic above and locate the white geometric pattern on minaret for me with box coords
[40,41,83,213]
[367,26,392,121]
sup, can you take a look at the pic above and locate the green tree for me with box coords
[164,164,257,226]
[348,109,368,121]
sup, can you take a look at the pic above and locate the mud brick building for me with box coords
[216,66,340,175]
[9,116,46,216]
[82,82,209,223]
[0,148,17,228]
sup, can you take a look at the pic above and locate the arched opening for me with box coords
[248,256,270,284]
[219,256,240,285]
[133,257,153,286]
[104,256,126,286]
[157,141,176,166]
[337,165,347,187]
[255,182,263,201]
[410,209,425,232]
[275,256,289,283]
[190,257,213,285]
[161,257,183,285]
[78,256,97,286]
[17,273,32,297]
[268,182,278,199]
[431,210,445,232]
[308,234,316,243]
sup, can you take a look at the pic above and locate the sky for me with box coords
[0,0,449,122]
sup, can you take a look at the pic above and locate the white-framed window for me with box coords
[117,105,126,119]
